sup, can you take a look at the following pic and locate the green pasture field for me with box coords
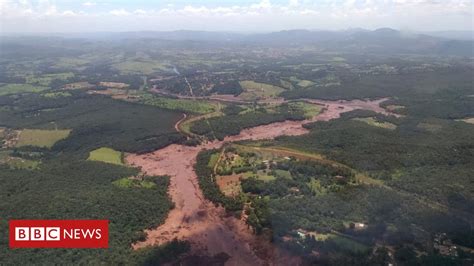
[42,92,72,98]
[288,76,315,88]
[62,82,95,90]
[1,156,39,170]
[274,169,292,179]
[331,56,346,62]
[112,177,156,189]
[239,80,285,100]
[53,57,89,69]
[328,235,370,253]
[288,101,322,118]
[280,79,295,90]
[208,152,220,168]
[0,84,48,96]
[0,151,38,170]
[297,80,315,87]
[417,122,443,132]
[353,117,397,130]
[16,129,71,148]
[385,105,405,111]
[87,147,124,165]
[242,171,276,182]
[26,72,74,86]
[140,94,219,114]
[307,178,323,195]
[112,60,168,75]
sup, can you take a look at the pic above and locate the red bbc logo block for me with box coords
[9,220,108,248]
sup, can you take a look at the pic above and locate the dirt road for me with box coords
[126,98,397,265]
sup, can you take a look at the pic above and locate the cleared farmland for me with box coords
[16,129,71,148]
[239,80,285,100]
[88,147,123,165]
[352,117,397,130]
[139,94,219,114]
[0,84,48,96]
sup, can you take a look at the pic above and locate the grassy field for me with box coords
[0,151,39,170]
[208,152,221,168]
[1,156,39,170]
[331,56,346,62]
[16,129,71,148]
[0,84,48,96]
[417,122,443,132]
[234,144,384,186]
[353,117,397,130]
[288,76,315,88]
[307,178,323,195]
[242,171,276,182]
[280,79,295,90]
[53,57,89,69]
[274,169,292,179]
[42,92,72,98]
[328,235,370,253]
[216,174,241,196]
[26,72,74,86]
[140,94,219,114]
[385,105,405,111]
[98,82,129,89]
[112,60,167,75]
[233,144,326,162]
[216,170,277,196]
[297,80,315,87]
[112,177,156,189]
[63,82,95,90]
[87,147,123,165]
[179,109,225,137]
[239,80,285,100]
[288,101,322,118]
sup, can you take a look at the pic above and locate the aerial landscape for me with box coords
[0,0,473,265]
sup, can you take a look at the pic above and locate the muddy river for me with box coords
[126,98,396,265]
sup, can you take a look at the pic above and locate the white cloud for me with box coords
[83,2,96,7]
[0,0,472,32]
[133,9,147,15]
[62,10,77,16]
[109,9,130,16]
[289,0,299,7]
[250,0,272,10]
[300,9,319,15]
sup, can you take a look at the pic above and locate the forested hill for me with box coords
[2,28,473,57]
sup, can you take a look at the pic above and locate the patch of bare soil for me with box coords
[126,98,397,265]
[62,81,95,90]
[151,87,286,105]
[1,128,21,149]
[98,81,129,89]
[216,174,242,197]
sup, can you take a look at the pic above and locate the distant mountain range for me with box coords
[3,28,473,57]
[423,31,474,40]
[79,28,474,56]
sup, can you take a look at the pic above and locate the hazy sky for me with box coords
[1,0,473,33]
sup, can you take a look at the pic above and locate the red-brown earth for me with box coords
[126,98,397,265]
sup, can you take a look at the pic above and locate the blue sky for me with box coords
[1,0,472,33]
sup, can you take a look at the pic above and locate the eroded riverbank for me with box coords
[126,98,398,265]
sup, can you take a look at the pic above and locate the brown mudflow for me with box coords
[126,98,396,265]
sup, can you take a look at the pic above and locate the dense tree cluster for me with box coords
[195,150,243,212]
[0,91,184,155]
[0,91,185,264]
[191,104,306,140]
